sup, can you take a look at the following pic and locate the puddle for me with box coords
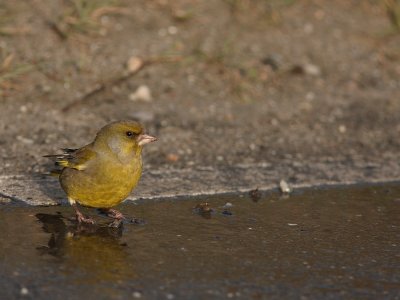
[0,183,399,299]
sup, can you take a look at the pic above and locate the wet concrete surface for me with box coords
[1,183,399,300]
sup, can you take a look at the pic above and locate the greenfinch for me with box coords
[45,120,156,226]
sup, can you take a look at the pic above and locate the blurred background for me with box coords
[0,0,399,177]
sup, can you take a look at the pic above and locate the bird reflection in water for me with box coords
[35,213,136,283]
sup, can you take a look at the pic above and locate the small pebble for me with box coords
[194,202,213,213]
[271,118,279,126]
[174,10,192,22]
[20,287,29,296]
[290,63,321,76]
[17,136,34,145]
[166,293,175,299]
[280,180,292,194]
[261,54,281,71]
[127,56,143,73]
[304,63,321,76]
[303,23,314,34]
[166,153,179,162]
[223,202,233,208]
[132,291,142,298]
[129,85,152,102]
[338,125,347,133]
[168,26,178,35]
[249,188,261,202]
[306,92,315,101]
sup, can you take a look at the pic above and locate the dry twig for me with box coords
[61,55,183,112]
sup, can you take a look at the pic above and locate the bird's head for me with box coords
[94,120,157,157]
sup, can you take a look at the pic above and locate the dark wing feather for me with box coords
[44,146,96,171]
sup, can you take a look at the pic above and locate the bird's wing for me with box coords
[44,145,96,171]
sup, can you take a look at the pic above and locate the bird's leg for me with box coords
[72,203,95,224]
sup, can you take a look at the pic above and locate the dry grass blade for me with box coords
[90,6,131,21]
[46,21,69,40]
[0,26,31,36]
[0,64,34,82]
[385,0,400,30]
[1,53,14,72]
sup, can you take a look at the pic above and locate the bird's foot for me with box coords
[72,203,95,225]
[106,208,125,220]
[76,210,95,225]
[98,208,125,227]
[99,208,145,226]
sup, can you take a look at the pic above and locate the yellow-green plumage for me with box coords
[59,145,142,208]
[46,120,156,224]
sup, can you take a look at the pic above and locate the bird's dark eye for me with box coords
[126,131,134,137]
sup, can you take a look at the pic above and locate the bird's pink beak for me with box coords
[138,134,157,146]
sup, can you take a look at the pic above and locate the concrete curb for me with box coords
[1,159,399,205]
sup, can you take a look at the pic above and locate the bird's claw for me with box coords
[108,219,123,228]
[76,213,95,225]
[98,208,145,226]
[107,209,125,220]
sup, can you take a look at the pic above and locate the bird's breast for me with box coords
[60,155,142,208]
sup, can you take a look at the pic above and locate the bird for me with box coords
[45,120,157,226]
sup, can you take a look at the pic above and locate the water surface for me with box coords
[1,183,399,299]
